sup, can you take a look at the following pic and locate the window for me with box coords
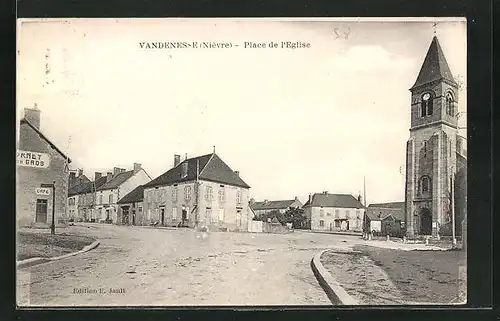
[99,194,103,205]
[147,209,151,220]
[218,208,225,222]
[205,186,213,201]
[335,220,341,228]
[356,210,361,219]
[355,220,360,229]
[345,210,350,219]
[172,187,178,203]
[421,176,431,194]
[184,186,191,201]
[423,141,427,158]
[334,209,340,218]
[319,209,324,217]
[327,211,332,216]
[319,220,324,227]
[236,189,242,205]
[206,208,212,222]
[421,92,433,117]
[172,207,177,219]
[138,207,142,213]
[446,92,455,116]
[109,194,114,204]
[218,188,225,203]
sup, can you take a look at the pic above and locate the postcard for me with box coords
[16,17,467,307]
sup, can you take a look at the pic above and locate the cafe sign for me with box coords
[17,150,50,168]
[36,188,51,196]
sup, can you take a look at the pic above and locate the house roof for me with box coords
[68,176,108,196]
[251,199,300,210]
[97,170,135,191]
[117,185,145,204]
[368,202,405,209]
[365,202,405,221]
[20,118,72,163]
[143,153,250,189]
[411,36,458,90]
[68,176,91,196]
[302,193,364,209]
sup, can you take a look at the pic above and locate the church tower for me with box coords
[405,36,461,238]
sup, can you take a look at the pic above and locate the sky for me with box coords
[16,18,467,205]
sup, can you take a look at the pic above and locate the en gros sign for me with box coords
[17,150,50,168]
[36,188,51,196]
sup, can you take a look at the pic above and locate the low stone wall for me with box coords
[262,222,292,234]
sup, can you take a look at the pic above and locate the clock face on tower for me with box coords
[422,93,431,101]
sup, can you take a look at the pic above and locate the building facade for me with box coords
[142,152,251,231]
[117,185,145,225]
[250,198,303,217]
[364,202,406,237]
[95,164,152,223]
[405,36,467,238]
[303,192,365,232]
[67,170,90,221]
[17,106,72,228]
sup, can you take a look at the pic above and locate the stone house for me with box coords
[17,106,72,228]
[67,170,91,221]
[364,202,406,237]
[142,152,251,231]
[250,197,303,217]
[117,185,145,225]
[303,192,365,232]
[66,172,108,222]
[404,35,467,238]
[95,164,152,223]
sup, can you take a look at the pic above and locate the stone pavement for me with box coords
[16,223,365,306]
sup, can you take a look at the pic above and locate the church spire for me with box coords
[410,36,457,90]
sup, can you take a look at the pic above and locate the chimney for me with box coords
[133,163,141,174]
[69,172,76,186]
[234,171,240,177]
[24,105,41,130]
[113,167,121,176]
[249,198,255,205]
[106,172,113,182]
[323,191,328,195]
[120,168,126,173]
[78,169,83,177]
[95,172,102,182]
[308,194,312,203]
[174,154,181,167]
[264,199,268,204]
[357,194,362,203]
[181,161,188,177]
[294,196,298,201]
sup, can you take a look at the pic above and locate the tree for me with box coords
[283,207,307,229]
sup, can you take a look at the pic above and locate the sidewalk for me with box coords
[296,229,362,237]
[361,239,450,251]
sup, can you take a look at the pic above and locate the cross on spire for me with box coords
[432,22,438,35]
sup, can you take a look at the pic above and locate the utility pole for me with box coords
[42,181,56,234]
[363,176,367,207]
[451,167,457,246]
[195,159,200,228]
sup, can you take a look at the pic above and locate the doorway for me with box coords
[236,210,241,228]
[419,208,432,235]
[160,208,165,225]
[132,209,136,225]
[35,199,48,223]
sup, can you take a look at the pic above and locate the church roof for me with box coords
[411,36,457,90]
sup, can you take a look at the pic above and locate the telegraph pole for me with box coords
[51,181,56,234]
[451,167,457,246]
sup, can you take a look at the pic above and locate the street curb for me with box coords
[311,249,359,305]
[17,240,100,269]
[298,230,363,237]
